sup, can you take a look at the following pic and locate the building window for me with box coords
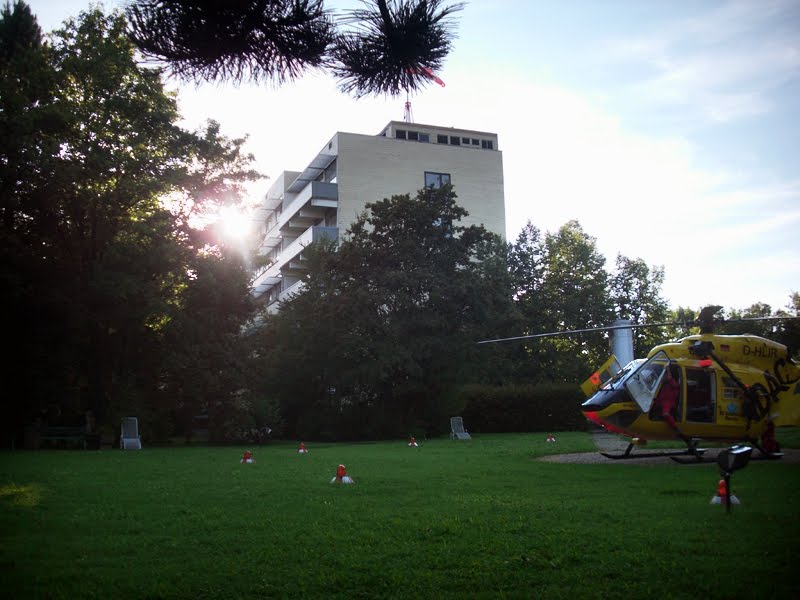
[461,137,470,144]
[450,136,460,145]
[419,133,430,143]
[481,139,494,150]
[471,138,480,146]
[396,129,407,139]
[437,134,448,144]
[433,217,453,237]
[425,171,451,189]
[408,130,419,141]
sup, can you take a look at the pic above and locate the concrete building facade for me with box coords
[251,121,505,310]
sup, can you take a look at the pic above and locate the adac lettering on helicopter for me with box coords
[777,358,800,386]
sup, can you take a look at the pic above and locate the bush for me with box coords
[458,383,588,433]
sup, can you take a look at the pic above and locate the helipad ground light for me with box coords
[716,445,752,513]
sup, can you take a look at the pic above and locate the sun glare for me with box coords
[218,205,252,241]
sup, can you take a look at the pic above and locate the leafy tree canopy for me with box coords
[0,3,261,444]
[253,185,515,439]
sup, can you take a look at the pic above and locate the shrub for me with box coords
[458,383,587,433]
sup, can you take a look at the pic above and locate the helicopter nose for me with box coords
[580,386,642,433]
[581,388,620,413]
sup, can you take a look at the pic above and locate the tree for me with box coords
[159,246,257,442]
[775,293,800,358]
[505,220,554,382]
[254,185,515,439]
[125,0,464,96]
[539,221,613,381]
[0,0,60,446]
[508,220,546,324]
[609,254,669,358]
[725,302,774,337]
[723,297,800,358]
[0,5,261,445]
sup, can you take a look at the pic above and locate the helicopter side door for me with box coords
[684,368,715,423]
[624,350,671,413]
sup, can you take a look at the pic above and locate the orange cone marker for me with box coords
[240,450,255,464]
[408,435,418,447]
[710,479,740,505]
[546,433,556,443]
[298,442,308,454]
[330,464,355,484]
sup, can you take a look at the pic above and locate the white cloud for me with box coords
[601,0,800,124]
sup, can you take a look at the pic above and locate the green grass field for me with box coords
[1,432,799,599]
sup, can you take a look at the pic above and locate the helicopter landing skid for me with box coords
[751,450,784,461]
[668,451,709,464]
[671,448,785,464]
[600,442,707,461]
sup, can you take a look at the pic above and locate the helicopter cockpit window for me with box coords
[600,359,646,390]
[625,351,671,413]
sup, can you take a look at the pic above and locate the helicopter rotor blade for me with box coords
[720,316,796,324]
[477,314,798,345]
[477,320,680,345]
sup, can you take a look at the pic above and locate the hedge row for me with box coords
[458,383,589,433]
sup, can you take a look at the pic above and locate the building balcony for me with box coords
[251,225,338,297]
[279,280,305,303]
[258,180,338,248]
[265,280,308,314]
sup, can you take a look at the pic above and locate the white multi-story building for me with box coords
[251,120,505,310]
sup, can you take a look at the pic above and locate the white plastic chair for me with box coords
[450,416,471,440]
[120,417,142,450]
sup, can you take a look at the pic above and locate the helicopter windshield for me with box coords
[624,351,671,412]
[598,359,646,390]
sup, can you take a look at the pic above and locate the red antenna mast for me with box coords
[403,67,445,123]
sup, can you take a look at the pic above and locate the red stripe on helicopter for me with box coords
[584,412,631,436]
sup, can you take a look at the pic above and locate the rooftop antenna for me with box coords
[403,67,445,124]
[404,94,414,123]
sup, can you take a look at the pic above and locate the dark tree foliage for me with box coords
[0,0,40,58]
[127,0,334,85]
[505,223,674,381]
[776,293,800,357]
[505,221,554,383]
[721,298,799,358]
[609,254,670,358]
[330,0,463,97]
[254,185,516,440]
[0,4,261,446]
[125,0,463,96]
[538,221,614,382]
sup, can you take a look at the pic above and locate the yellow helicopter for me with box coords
[483,306,800,461]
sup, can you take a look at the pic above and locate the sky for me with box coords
[27,0,800,312]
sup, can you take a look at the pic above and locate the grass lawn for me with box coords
[1,432,799,599]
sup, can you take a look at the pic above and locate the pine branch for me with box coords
[125,0,464,96]
[330,0,464,97]
[125,0,334,85]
